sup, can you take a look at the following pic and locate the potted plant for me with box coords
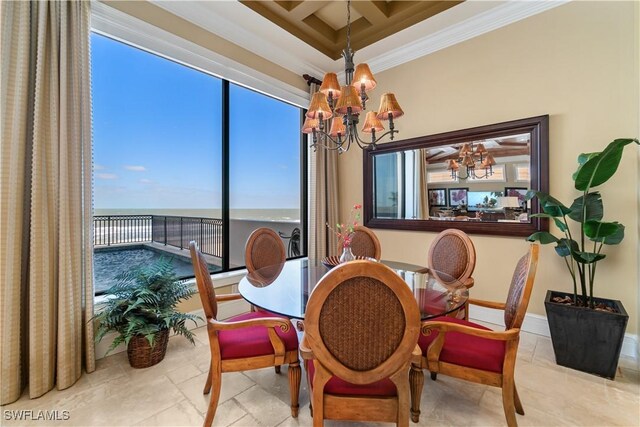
[95,258,201,368]
[527,138,639,379]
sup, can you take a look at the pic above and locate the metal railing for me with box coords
[151,216,222,257]
[93,215,223,258]
[94,215,152,246]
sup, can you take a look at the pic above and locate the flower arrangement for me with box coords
[328,204,362,248]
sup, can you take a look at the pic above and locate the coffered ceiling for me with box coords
[153,1,568,80]
[425,134,530,166]
[239,1,463,60]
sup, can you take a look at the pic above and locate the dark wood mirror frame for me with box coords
[363,115,549,237]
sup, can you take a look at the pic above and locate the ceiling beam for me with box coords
[287,1,331,21]
[350,1,388,26]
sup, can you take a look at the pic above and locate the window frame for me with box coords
[90,8,308,293]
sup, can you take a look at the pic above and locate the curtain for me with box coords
[418,149,429,219]
[1,0,95,405]
[308,83,340,259]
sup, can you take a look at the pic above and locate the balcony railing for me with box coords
[93,215,222,258]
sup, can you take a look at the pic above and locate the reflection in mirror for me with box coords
[364,116,549,237]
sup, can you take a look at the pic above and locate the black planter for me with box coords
[544,290,628,379]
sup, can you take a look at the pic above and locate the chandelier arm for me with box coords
[312,129,346,149]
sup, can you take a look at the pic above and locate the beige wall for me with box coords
[339,2,640,333]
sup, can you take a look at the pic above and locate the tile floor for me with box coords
[3,322,639,427]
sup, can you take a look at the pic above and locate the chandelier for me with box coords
[446,142,496,180]
[302,0,404,153]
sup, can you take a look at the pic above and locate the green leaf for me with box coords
[529,191,571,217]
[572,251,606,264]
[568,192,603,223]
[572,152,599,180]
[145,334,156,347]
[603,223,624,245]
[584,221,623,242]
[555,238,578,258]
[574,138,639,191]
[553,218,567,232]
[527,231,559,244]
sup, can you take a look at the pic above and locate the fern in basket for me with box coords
[95,257,201,355]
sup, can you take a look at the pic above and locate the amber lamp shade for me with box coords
[306,92,333,120]
[301,117,320,134]
[352,63,377,92]
[482,152,497,167]
[329,117,346,137]
[334,85,363,115]
[475,143,488,155]
[462,153,476,167]
[376,93,404,119]
[446,159,460,171]
[459,143,472,156]
[362,111,385,133]
[319,72,341,99]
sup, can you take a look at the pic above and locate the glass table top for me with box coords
[238,258,469,320]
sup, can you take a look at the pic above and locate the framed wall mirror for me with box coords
[363,115,549,237]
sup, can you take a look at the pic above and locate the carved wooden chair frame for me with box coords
[428,228,477,319]
[190,241,301,427]
[300,260,421,426]
[411,243,539,427]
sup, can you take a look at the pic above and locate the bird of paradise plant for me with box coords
[527,138,639,309]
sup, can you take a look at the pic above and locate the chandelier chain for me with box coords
[346,0,351,52]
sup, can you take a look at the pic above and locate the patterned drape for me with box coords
[419,149,430,219]
[1,0,95,404]
[308,83,340,259]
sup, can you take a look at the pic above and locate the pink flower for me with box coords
[326,202,362,249]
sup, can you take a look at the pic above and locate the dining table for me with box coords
[238,258,469,320]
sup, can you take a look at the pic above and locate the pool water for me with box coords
[94,247,219,295]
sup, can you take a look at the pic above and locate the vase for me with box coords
[339,245,355,263]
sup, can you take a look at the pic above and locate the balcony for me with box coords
[93,214,301,294]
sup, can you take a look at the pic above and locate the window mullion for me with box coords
[222,80,230,271]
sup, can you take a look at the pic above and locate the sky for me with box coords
[91,33,301,210]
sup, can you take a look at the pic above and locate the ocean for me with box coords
[94,208,301,222]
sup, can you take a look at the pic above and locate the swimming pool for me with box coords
[94,246,219,295]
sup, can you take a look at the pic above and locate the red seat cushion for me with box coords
[306,360,397,397]
[218,312,299,360]
[418,316,506,373]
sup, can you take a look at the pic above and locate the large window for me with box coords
[91,33,305,294]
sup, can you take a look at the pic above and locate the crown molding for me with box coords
[153,1,330,79]
[366,1,570,74]
[91,1,310,107]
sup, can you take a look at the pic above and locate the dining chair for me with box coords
[245,227,286,274]
[410,243,539,427]
[427,228,476,320]
[189,241,301,427]
[245,226,286,314]
[299,260,421,427]
[337,225,382,260]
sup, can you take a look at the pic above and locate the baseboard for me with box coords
[94,299,250,360]
[469,305,639,361]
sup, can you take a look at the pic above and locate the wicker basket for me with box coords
[126,329,169,369]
